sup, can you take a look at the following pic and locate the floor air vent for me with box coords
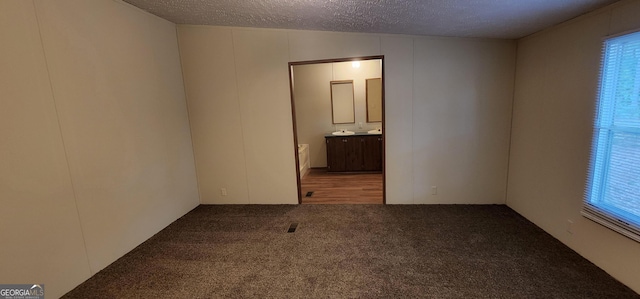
[287,223,298,233]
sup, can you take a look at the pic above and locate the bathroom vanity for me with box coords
[325,133,382,172]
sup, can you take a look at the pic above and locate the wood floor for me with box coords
[300,168,383,204]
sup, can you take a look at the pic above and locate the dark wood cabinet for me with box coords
[362,135,383,171]
[326,137,355,171]
[326,135,382,172]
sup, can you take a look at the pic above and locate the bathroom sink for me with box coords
[332,130,355,136]
[367,129,382,135]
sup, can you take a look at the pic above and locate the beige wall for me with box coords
[0,1,91,296]
[178,27,298,204]
[178,26,516,204]
[0,1,199,297]
[293,60,382,168]
[293,63,333,168]
[507,0,640,293]
[332,61,383,132]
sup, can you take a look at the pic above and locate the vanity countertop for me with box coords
[324,131,381,137]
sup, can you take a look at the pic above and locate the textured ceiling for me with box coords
[122,0,620,39]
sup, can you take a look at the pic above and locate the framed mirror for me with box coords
[330,80,355,124]
[366,78,382,122]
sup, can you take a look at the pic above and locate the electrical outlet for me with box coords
[566,219,574,234]
[431,186,437,195]
[221,188,227,196]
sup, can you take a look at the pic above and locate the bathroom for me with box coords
[291,57,384,204]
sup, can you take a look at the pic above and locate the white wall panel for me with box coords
[293,63,334,168]
[288,30,381,62]
[232,29,299,204]
[412,37,515,204]
[34,0,199,273]
[609,0,640,34]
[0,2,91,297]
[178,26,250,204]
[381,35,415,204]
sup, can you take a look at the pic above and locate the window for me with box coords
[583,30,640,242]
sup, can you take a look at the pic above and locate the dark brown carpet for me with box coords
[64,205,639,298]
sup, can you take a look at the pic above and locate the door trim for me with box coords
[288,55,385,204]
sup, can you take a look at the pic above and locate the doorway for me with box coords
[288,56,385,204]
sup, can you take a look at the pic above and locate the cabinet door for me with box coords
[345,137,363,171]
[326,137,346,172]
[362,136,383,171]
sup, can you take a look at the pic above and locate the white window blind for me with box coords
[583,30,640,242]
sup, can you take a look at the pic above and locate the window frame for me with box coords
[582,29,640,243]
